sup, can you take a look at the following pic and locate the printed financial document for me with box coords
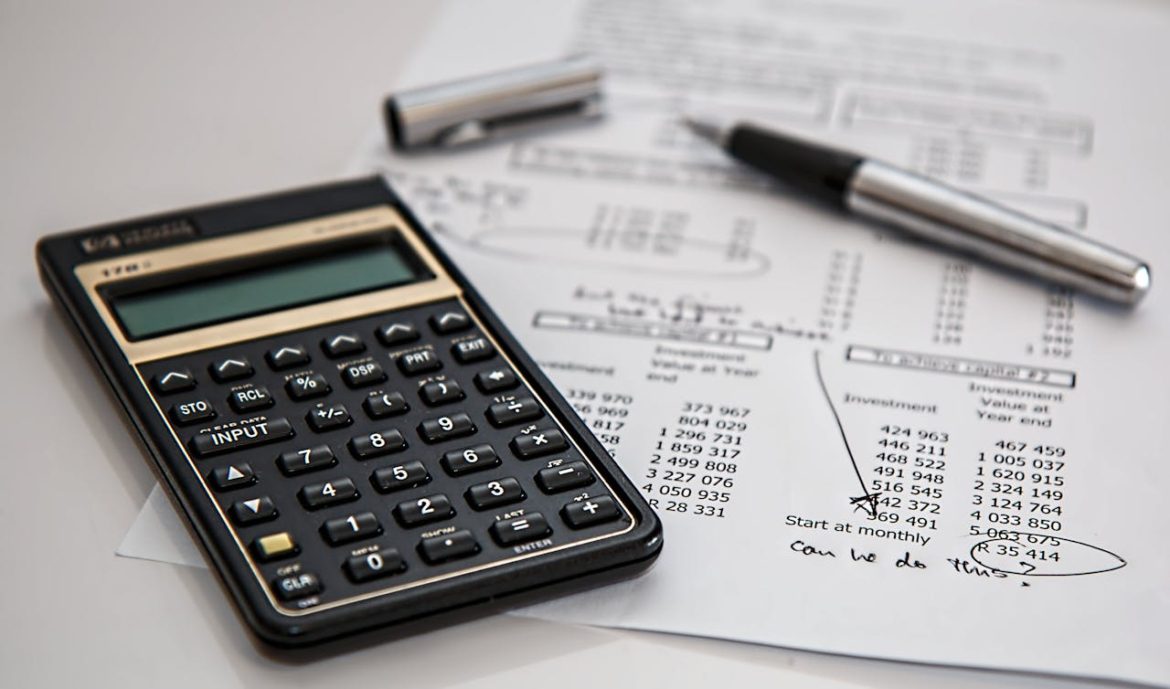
[123,0,1170,685]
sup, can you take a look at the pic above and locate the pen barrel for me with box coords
[845,161,1151,305]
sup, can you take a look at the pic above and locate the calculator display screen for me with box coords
[109,239,427,340]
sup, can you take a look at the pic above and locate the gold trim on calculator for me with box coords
[73,204,636,617]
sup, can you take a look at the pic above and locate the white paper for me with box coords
[123,0,1170,685]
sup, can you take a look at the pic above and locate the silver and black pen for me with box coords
[683,116,1150,305]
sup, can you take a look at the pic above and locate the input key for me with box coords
[190,418,293,458]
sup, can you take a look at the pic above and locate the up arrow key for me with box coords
[210,357,253,382]
[152,369,196,394]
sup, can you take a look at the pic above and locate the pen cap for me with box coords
[384,54,604,150]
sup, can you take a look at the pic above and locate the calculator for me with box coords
[36,178,661,646]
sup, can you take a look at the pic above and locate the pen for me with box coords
[682,116,1151,305]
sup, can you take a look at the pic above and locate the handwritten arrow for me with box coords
[813,350,880,518]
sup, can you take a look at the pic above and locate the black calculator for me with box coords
[36,178,661,646]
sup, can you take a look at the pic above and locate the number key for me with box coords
[298,477,359,510]
[465,477,525,510]
[441,444,500,476]
[370,460,430,493]
[321,511,381,546]
[418,413,475,443]
[349,429,407,459]
[344,549,405,583]
[393,493,454,527]
[277,445,336,476]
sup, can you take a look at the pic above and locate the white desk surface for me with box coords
[0,3,1125,687]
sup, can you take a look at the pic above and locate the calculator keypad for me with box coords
[137,298,632,611]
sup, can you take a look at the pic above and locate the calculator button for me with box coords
[394,494,455,527]
[306,403,353,432]
[341,361,387,388]
[452,337,495,364]
[229,496,278,525]
[441,444,500,476]
[396,349,442,375]
[266,345,310,370]
[510,428,567,459]
[285,373,331,401]
[371,461,430,493]
[273,572,321,601]
[419,379,465,406]
[209,357,253,383]
[486,397,544,427]
[561,496,621,529]
[474,367,518,393]
[208,463,255,491]
[363,391,409,419]
[298,477,359,510]
[491,512,551,546]
[349,429,407,459]
[430,311,471,334]
[537,461,595,493]
[277,445,336,476]
[152,369,196,394]
[322,333,365,358]
[190,418,294,458]
[169,398,216,426]
[418,413,476,443]
[465,478,525,510]
[419,530,479,564]
[376,322,420,346]
[344,549,406,583]
[253,532,298,562]
[228,385,275,413]
[321,511,382,546]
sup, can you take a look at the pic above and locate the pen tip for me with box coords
[679,114,727,147]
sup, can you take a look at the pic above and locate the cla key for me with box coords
[272,572,321,601]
